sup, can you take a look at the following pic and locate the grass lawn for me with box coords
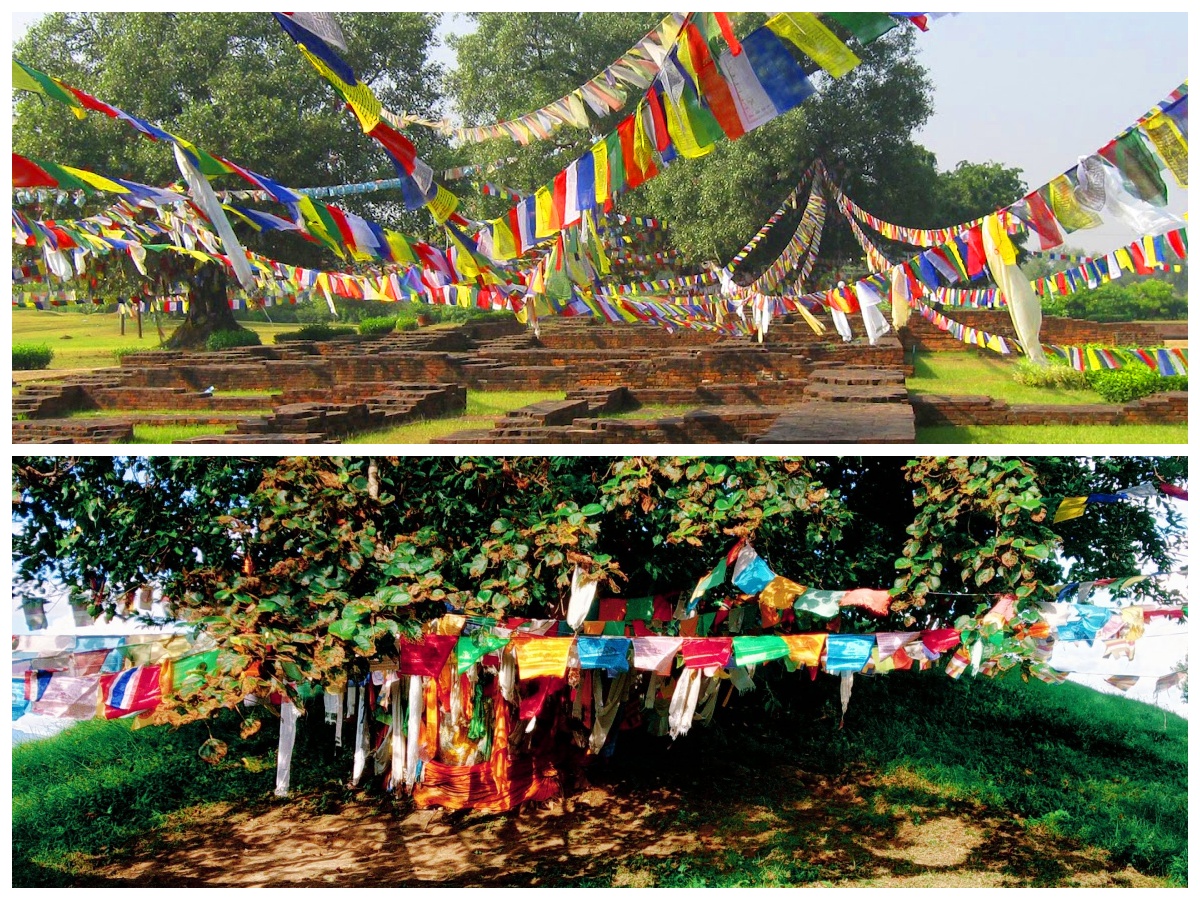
[346,390,566,444]
[131,424,234,443]
[906,351,1105,405]
[11,309,296,370]
[12,668,1185,887]
[918,424,1188,444]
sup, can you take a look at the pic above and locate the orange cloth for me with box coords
[839,588,892,617]
[759,576,807,609]
[413,689,560,813]
[781,634,826,667]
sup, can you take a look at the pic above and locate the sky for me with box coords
[11,11,1187,252]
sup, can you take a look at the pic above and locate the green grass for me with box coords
[906,351,1106,405]
[581,671,1187,888]
[11,309,294,370]
[131,424,232,443]
[918,424,1188,444]
[346,390,566,444]
[12,669,1187,887]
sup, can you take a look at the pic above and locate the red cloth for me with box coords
[399,634,456,677]
[598,598,627,622]
[652,595,675,621]
[683,22,744,140]
[921,628,961,655]
[681,638,732,669]
[1158,483,1187,501]
[518,677,565,720]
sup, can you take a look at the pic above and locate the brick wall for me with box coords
[902,310,1163,353]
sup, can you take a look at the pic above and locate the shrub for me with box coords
[13,344,53,370]
[204,329,262,351]
[281,323,357,342]
[1013,359,1091,391]
[1086,362,1168,403]
[398,319,419,332]
[1159,374,1188,393]
[359,316,397,337]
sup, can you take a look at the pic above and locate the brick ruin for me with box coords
[11,312,1186,444]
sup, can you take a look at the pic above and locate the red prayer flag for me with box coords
[399,634,457,676]
[681,637,732,669]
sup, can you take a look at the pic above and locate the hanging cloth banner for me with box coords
[1053,483,1160,524]
[272,13,460,224]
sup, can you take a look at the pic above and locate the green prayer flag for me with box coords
[455,631,509,673]
[794,589,843,618]
[732,635,790,666]
[824,12,898,45]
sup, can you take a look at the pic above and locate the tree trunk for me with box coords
[163,260,250,349]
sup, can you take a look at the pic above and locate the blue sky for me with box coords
[11,10,1189,251]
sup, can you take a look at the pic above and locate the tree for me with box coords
[12,456,1186,727]
[932,160,1027,226]
[12,12,445,346]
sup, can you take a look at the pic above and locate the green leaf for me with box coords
[329,619,358,640]
[580,503,604,516]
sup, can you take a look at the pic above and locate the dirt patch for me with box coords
[67,765,1169,888]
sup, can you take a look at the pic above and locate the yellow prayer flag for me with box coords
[984,214,1017,266]
[299,46,381,132]
[426,185,459,225]
[385,231,416,265]
[766,13,860,78]
[1143,112,1188,188]
[1053,496,1089,523]
[60,165,129,194]
[512,636,573,680]
[632,103,657,177]
[759,576,808,610]
[592,141,610,207]
[1142,235,1159,266]
[781,634,826,668]
[534,186,554,239]
[662,92,713,159]
[492,219,517,261]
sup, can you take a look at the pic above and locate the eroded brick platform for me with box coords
[11,316,1184,444]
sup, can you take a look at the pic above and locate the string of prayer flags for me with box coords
[1053,483,1161,524]
[273,14,461,224]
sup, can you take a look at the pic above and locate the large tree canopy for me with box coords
[13,12,447,344]
[12,456,1186,725]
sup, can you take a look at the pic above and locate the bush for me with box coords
[1086,362,1169,403]
[280,323,357,342]
[13,344,53,370]
[1012,359,1091,391]
[204,329,262,351]
[359,316,397,337]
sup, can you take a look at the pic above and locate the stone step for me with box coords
[808,366,907,386]
[802,383,909,403]
[756,401,915,443]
